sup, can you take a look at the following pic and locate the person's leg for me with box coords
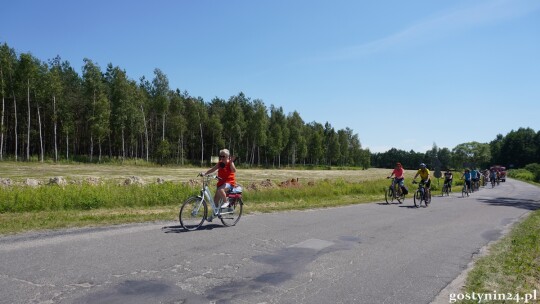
[217,183,231,207]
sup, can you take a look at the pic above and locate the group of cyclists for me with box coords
[387,162,503,204]
[460,168,502,191]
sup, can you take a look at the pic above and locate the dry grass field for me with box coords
[0,162,390,186]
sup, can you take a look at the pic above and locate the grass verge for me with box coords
[0,178,389,235]
[458,209,540,303]
[456,178,540,303]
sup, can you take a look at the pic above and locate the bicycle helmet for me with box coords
[420,163,426,168]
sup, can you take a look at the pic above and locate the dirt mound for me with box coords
[279,178,301,188]
[84,177,102,185]
[49,176,68,186]
[24,178,41,187]
[182,179,200,187]
[123,176,145,186]
[246,179,275,191]
[0,178,13,187]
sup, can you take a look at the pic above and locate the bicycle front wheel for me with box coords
[385,187,394,204]
[413,190,422,207]
[220,197,243,227]
[179,196,207,231]
[445,185,450,196]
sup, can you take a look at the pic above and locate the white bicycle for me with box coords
[179,174,243,231]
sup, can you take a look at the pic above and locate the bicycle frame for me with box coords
[179,173,244,231]
[385,177,404,204]
[197,175,227,217]
[417,183,426,198]
[442,180,451,196]
[413,180,430,207]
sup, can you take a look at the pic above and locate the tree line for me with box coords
[0,42,370,167]
[372,127,540,171]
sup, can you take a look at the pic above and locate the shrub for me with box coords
[524,163,540,182]
[508,169,535,182]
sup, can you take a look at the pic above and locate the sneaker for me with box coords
[207,215,213,222]
[221,201,230,208]
[221,207,233,213]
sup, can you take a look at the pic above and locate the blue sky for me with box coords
[2,0,539,153]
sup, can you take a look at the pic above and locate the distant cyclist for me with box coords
[489,169,497,186]
[387,162,408,195]
[462,169,472,192]
[471,168,479,191]
[443,170,453,192]
[413,163,431,197]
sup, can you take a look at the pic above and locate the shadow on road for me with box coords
[161,224,225,233]
[477,197,540,211]
[398,205,428,209]
[376,202,403,206]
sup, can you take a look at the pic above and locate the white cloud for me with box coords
[319,0,540,61]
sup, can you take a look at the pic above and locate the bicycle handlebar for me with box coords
[198,173,222,180]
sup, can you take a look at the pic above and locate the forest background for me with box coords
[1,41,540,177]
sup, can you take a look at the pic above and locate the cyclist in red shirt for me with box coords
[202,148,237,208]
[388,162,408,195]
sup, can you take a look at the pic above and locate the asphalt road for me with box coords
[1,178,539,304]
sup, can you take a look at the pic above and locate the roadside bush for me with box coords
[508,169,535,182]
[524,163,540,182]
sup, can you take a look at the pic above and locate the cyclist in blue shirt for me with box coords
[490,169,497,182]
[462,169,472,192]
[471,168,479,191]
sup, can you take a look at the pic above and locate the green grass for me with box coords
[457,210,540,303]
[1,162,539,301]
[454,176,540,304]
[0,175,395,235]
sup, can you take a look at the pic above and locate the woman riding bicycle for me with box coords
[387,162,408,195]
[202,148,237,209]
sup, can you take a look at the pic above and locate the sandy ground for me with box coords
[0,162,389,185]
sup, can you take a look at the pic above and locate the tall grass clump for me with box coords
[0,183,195,213]
[245,178,389,212]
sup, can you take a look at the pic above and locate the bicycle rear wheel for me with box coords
[220,197,243,227]
[396,187,404,204]
[179,196,207,231]
[462,186,469,197]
